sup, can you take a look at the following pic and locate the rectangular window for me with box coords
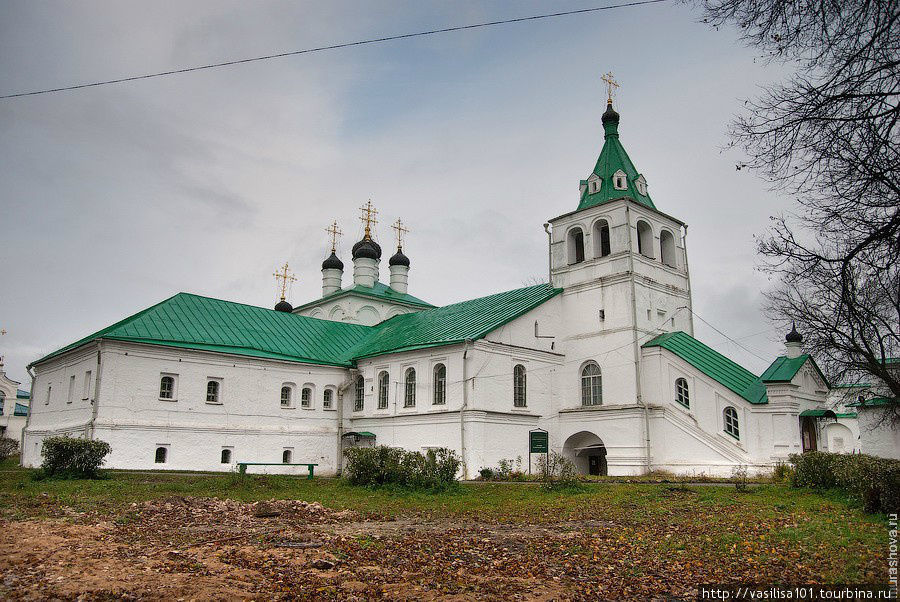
[206,379,221,404]
[159,375,176,400]
[323,389,333,410]
[83,370,92,400]
[68,375,76,404]
[301,387,311,408]
[45,385,51,405]
[378,372,389,409]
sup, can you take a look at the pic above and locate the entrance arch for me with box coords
[563,431,607,476]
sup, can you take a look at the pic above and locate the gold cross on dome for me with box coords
[601,71,619,104]
[391,219,409,249]
[359,200,378,240]
[325,220,343,253]
[273,262,297,302]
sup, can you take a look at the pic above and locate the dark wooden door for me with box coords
[588,454,608,476]
[801,416,817,452]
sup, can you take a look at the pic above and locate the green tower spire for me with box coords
[577,101,655,211]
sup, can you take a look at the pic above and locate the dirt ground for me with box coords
[0,497,581,601]
[0,492,882,601]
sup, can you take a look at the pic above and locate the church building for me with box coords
[21,89,838,477]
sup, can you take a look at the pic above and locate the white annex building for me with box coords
[23,98,865,477]
[0,357,31,446]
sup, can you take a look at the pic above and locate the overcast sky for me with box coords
[0,1,798,388]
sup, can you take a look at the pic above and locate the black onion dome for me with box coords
[352,237,382,260]
[321,252,344,271]
[274,299,293,313]
[786,322,803,343]
[389,247,410,267]
[601,102,620,125]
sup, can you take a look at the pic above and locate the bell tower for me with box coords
[546,75,694,409]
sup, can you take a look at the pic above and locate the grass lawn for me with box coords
[0,460,889,600]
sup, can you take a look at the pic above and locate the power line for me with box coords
[0,0,671,100]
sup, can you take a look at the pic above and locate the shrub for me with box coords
[40,436,111,479]
[772,461,794,483]
[790,451,900,514]
[478,467,495,480]
[0,437,19,461]
[731,464,750,492]
[536,451,581,491]
[343,446,460,491]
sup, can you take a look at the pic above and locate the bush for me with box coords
[772,461,794,483]
[478,467,495,480]
[790,451,900,514]
[343,446,460,491]
[40,436,111,479]
[0,437,19,461]
[536,451,581,491]
[731,464,750,492]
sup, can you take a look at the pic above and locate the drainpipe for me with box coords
[88,340,103,439]
[22,364,36,466]
[335,367,358,476]
[682,224,695,336]
[625,204,652,473]
[543,223,552,285]
[460,339,473,479]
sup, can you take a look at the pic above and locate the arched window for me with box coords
[660,229,677,268]
[159,376,174,399]
[220,449,232,464]
[378,371,389,409]
[675,378,689,408]
[613,169,627,190]
[581,363,603,406]
[567,227,585,265]
[282,449,292,464]
[593,220,611,258]
[723,407,740,439]
[280,385,292,407]
[323,389,334,410]
[354,375,364,412]
[433,364,446,405]
[154,447,167,464]
[636,220,653,258]
[589,178,600,193]
[206,380,220,404]
[512,364,527,407]
[301,387,311,408]
[404,368,416,407]
[0,391,5,415]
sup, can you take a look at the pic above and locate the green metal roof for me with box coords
[847,396,898,408]
[799,409,836,418]
[13,403,28,416]
[29,293,374,369]
[31,285,561,369]
[294,281,433,312]
[835,412,858,419]
[349,284,562,359]
[760,355,830,387]
[577,103,655,211]
[643,331,768,404]
[16,389,29,399]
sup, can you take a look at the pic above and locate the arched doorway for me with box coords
[563,431,607,476]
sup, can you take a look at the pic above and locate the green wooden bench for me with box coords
[237,462,319,479]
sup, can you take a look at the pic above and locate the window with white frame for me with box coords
[581,362,603,406]
[433,364,446,405]
[613,170,627,190]
[513,364,527,407]
[280,385,293,407]
[68,375,76,404]
[635,175,647,195]
[378,371,389,409]
[404,368,416,407]
[83,370,92,400]
[567,227,585,265]
[675,378,689,408]
[159,375,175,400]
[323,388,334,410]
[206,379,221,404]
[723,406,740,439]
[354,375,364,412]
[301,387,311,408]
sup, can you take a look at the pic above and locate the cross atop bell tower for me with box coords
[359,200,378,241]
[601,71,619,105]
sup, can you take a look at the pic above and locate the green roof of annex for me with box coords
[293,281,434,312]
[30,285,561,369]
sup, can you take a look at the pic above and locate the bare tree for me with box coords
[698,0,899,417]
